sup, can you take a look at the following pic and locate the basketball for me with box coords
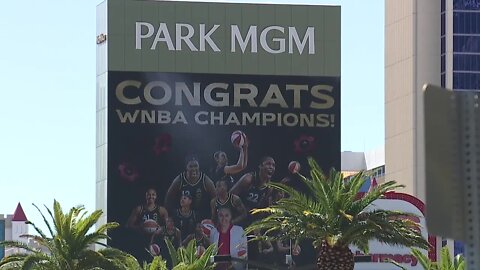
[149,244,161,256]
[230,130,246,148]
[196,245,206,257]
[201,219,215,236]
[288,161,301,174]
[143,219,159,234]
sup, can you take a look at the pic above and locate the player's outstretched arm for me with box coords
[224,141,249,175]
[230,173,252,195]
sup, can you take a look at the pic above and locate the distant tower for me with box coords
[11,203,28,244]
[3,203,29,257]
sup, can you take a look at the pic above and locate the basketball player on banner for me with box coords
[210,207,248,270]
[172,194,198,243]
[230,156,276,223]
[150,216,181,268]
[126,187,168,260]
[126,187,168,235]
[210,130,249,185]
[210,177,248,226]
[164,155,216,221]
[230,156,276,262]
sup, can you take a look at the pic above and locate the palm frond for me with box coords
[411,248,436,270]
[165,238,179,267]
[440,246,452,270]
[52,200,64,238]
[144,256,167,270]
[195,244,216,269]
[388,258,408,270]
[455,254,465,270]
[31,203,54,239]
[0,253,29,268]
[77,249,128,270]
[351,181,404,215]
[76,210,103,238]
[164,239,216,270]
[0,260,23,270]
[0,241,39,254]
[20,252,54,270]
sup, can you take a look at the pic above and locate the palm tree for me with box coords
[142,239,216,270]
[0,200,139,270]
[391,246,465,270]
[142,256,168,270]
[164,239,216,270]
[246,158,430,270]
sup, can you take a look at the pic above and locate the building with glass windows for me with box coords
[385,0,480,202]
[442,0,480,90]
[385,0,479,256]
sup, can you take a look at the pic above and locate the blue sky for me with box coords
[0,0,384,228]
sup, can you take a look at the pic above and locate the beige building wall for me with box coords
[385,0,440,201]
[95,1,108,249]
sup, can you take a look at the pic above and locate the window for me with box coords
[453,36,480,52]
[454,54,480,71]
[454,0,480,10]
[441,13,446,36]
[453,12,480,34]
[442,37,446,53]
[441,55,446,72]
[453,72,480,90]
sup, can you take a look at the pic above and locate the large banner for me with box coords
[98,0,340,267]
[107,71,340,265]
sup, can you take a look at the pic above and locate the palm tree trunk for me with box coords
[317,241,354,270]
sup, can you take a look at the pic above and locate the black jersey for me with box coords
[180,172,211,219]
[215,193,238,215]
[212,165,235,184]
[140,205,165,227]
[242,172,270,211]
[173,209,197,241]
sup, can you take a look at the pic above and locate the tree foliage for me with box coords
[0,200,138,270]
[142,239,216,270]
[391,246,464,270]
[246,158,430,269]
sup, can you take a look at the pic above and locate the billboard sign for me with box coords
[97,0,340,267]
[352,193,437,270]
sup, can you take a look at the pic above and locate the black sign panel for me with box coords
[107,71,340,265]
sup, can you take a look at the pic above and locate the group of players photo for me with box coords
[123,130,307,269]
